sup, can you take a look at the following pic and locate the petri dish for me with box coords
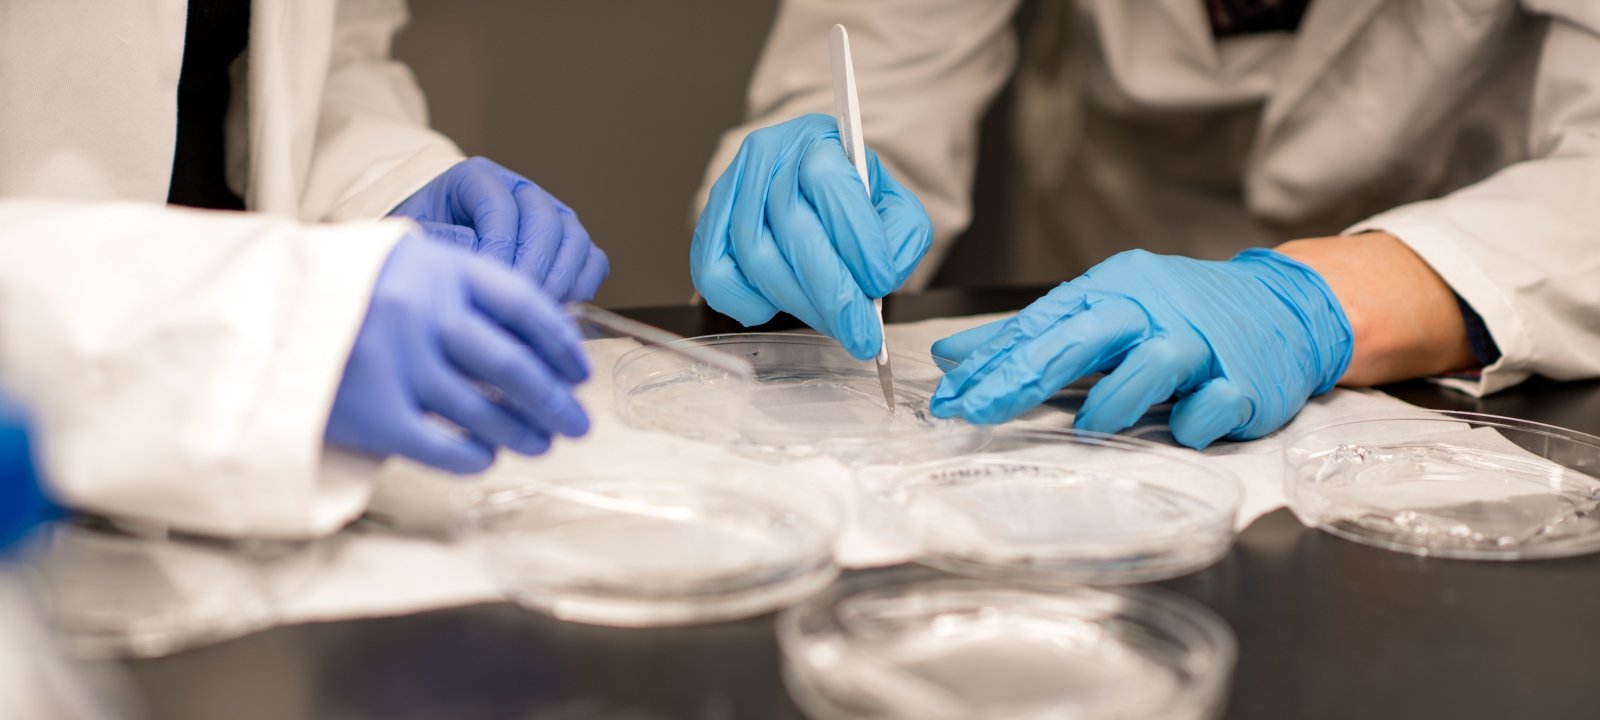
[779,569,1236,720]
[614,332,982,462]
[857,428,1240,585]
[468,469,841,627]
[1285,411,1600,560]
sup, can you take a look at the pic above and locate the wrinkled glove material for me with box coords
[326,236,591,474]
[930,249,1353,449]
[391,157,608,303]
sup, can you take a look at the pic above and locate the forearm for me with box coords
[0,199,399,537]
[1275,232,1475,387]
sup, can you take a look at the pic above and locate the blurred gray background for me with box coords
[395,0,1026,308]
[394,0,778,308]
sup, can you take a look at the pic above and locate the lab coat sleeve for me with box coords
[1346,0,1600,395]
[691,0,1023,289]
[0,200,407,539]
[298,0,465,223]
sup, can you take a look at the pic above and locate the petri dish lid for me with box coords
[779,568,1236,720]
[1285,411,1600,560]
[468,469,842,627]
[858,428,1240,586]
[613,332,984,463]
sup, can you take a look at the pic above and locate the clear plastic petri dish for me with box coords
[613,332,983,463]
[779,568,1236,720]
[468,469,842,627]
[1285,411,1600,560]
[857,428,1240,586]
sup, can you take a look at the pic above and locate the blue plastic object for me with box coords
[391,157,609,303]
[930,249,1353,449]
[0,394,54,554]
[326,235,592,474]
[691,114,933,360]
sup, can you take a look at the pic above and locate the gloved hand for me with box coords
[930,249,1353,449]
[692,114,934,360]
[326,235,591,474]
[1,394,54,553]
[390,157,609,303]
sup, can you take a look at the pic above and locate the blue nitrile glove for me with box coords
[1,395,55,554]
[326,235,592,474]
[692,114,934,360]
[930,249,1353,449]
[390,157,609,303]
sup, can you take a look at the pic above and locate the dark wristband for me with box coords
[1455,293,1502,367]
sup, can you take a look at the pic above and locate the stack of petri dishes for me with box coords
[780,569,1235,720]
[467,466,843,627]
[801,428,1242,718]
[474,330,1243,718]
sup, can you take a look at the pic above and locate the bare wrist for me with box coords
[1274,233,1475,386]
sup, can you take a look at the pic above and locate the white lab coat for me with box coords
[696,0,1600,396]
[0,0,464,538]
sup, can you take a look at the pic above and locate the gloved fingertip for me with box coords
[535,391,590,438]
[443,442,496,475]
[712,298,779,329]
[1171,426,1222,451]
[941,391,992,425]
[929,334,972,371]
[561,282,596,305]
[539,270,577,307]
[1170,392,1251,450]
[962,408,999,426]
[1070,409,1128,437]
[562,352,591,385]
[928,395,960,419]
[859,263,899,301]
[508,430,553,457]
[847,300,885,361]
[543,323,591,385]
[560,407,591,438]
[847,338,880,362]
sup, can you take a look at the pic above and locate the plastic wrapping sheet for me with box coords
[0,573,137,718]
[57,314,1445,654]
[33,520,320,658]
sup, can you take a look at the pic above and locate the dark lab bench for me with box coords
[123,289,1600,720]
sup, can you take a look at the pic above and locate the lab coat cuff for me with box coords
[1342,212,1533,397]
[258,219,409,538]
[321,143,465,222]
